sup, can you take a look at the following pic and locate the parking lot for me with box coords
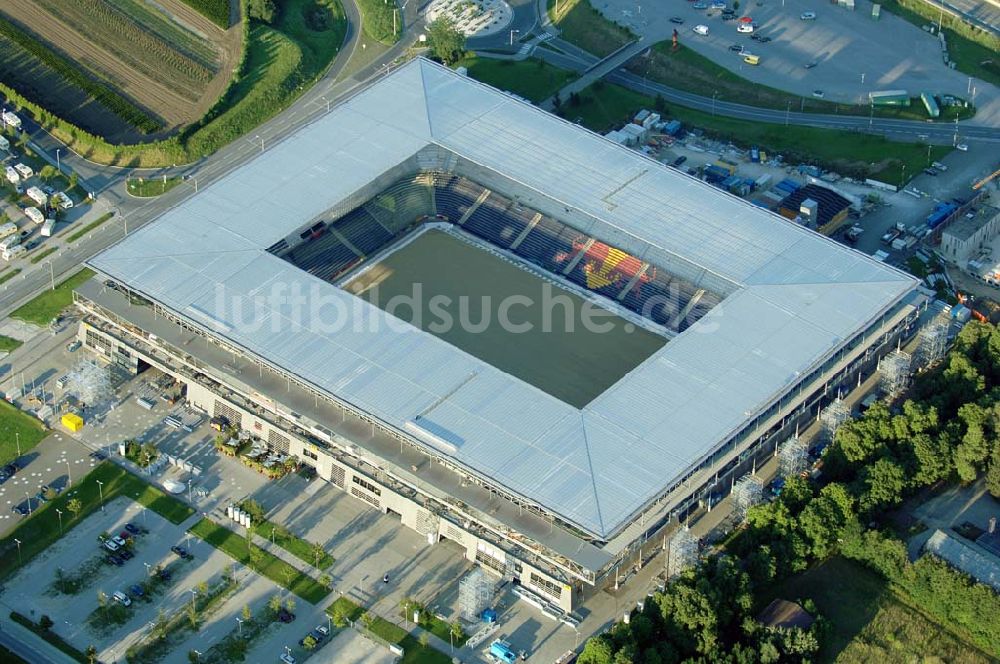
[596,0,999,124]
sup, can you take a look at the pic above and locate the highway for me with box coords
[537,37,1000,144]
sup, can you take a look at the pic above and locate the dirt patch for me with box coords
[0,0,243,136]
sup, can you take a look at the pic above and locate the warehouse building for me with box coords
[75,59,922,611]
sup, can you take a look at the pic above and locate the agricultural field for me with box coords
[0,0,242,135]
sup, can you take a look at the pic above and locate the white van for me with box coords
[14,163,33,180]
[2,244,26,261]
[41,218,56,237]
[24,207,44,224]
[0,221,17,240]
[693,24,709,36]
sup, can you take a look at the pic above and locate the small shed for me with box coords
[61,412,85,432]
[757,599,815,630]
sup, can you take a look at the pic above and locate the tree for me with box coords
[66,498,82,519]
[248,544,263,572]
[268,594,282,614]
[242,603,252,621]
[86,645,98,664]
[858,457,907,512]
[319,573,332,589]
[360,611,374,631]
[419,630,430,648]
[312,541,325,568]
[187,601,198,628]
[578,635,614,664]
[986,444,1000,498]
[97,590,108,608]
[302,634,318,650]
[449,620,464,643]
[39,614,54,630]
[241,499,266,523]
[248,0,277,23]
[284,597,296,613]
[197,580,209,595]
[187,651,200,663]
[38,165,57,182]
[427,17,466,66]
[733,0,740,10]
[68,172,78,191]
[331,603,348,627]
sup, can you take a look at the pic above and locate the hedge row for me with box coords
[0,15,160,133]
[178,0,232,29]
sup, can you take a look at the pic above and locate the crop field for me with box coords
[0,0,241,133]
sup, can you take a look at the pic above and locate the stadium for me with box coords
[75,59,923,611]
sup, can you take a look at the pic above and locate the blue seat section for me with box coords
[288,231,358,282]
[332,208,393,256]
[461,197,530,249]
[434,175,484,222]
[512,216,581,273]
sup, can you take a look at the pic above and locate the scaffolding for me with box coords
[820,397,851,443]
[880,349,912,399]
[665,527,698,578]
[778,436,809,478]
[458,567,494,621]
[917,319,949,367]
[732,475,764,522]
[66,359,113,408]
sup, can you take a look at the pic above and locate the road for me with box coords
[536,37,1000,144]
[0,0,423,320]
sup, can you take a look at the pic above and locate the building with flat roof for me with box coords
[941,204,1000,265]
[76,58,922,610]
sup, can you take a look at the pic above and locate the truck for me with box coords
[26,186,47,207]
[2,110,21,130]
[489,640,517,664]
[2,244,25,261]
[24,207,44,224]
[932,161,948,172]
[0,221,17,240]
[14,163,33,180]
[40,218,56,237]
[845,225,863,244]
[880,229,901,244]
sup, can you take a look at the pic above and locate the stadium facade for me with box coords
[76,58,923,610]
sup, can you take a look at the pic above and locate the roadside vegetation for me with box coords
[0,0,346,167]
[455,56,575,103]
[10,268,95,326]
[0,462,195,584]
[126,176,184,197]
[67,212,115,242]
[356,0,402,44]
[0,333,22,352]
[578,321,1000,663]
[28,247,57,265]
[189,517,331,603]
[200,593,302,662]
[9,612,91,663]
[560,81,950,181]
[0,400,47,466]
[546,0,634,57]
[629,43,975,122]
[0,268,22,285]
[880,0,999,87]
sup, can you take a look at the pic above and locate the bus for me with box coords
[920,91,940,118]
[868,90,910,107]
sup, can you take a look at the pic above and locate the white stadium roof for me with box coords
[89,58,917,539]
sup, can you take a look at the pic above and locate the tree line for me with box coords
[579,321,1000,663]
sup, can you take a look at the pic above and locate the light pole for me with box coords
[869,102,874,129]
[510,29,520,46]
[96,479,105,511]
[255,135,263,152]
[236,616,243,635]
[14,538,22,565]
[15,432,20,457]
[56,508,63,534]
[189,588,198,611]
[188,478,193,504]
[712,91,718,116]
[55,148,61,173]
[25,491,32,515]
[901,163,907,187]
[144,562,152,577]
[785,100,791,126]
[65,457,72,485]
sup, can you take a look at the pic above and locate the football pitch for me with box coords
[345,229,666,407]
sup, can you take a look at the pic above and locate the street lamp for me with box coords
[65,457,72,485]
[15,432,20,457]
[255,135,264,152]
[236,616,243,635]
[510,29,520,46]
[56,508,63,534]
[55,148,61,173]
[189,588,198,610]
[96,479,105,511]
[144,562,152,577]
[25,491,32,515]
[785,100,791,127]
[712,91,718,116]
[188,478,193,503]
[13,538,22,565]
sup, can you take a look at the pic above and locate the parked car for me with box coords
[171,545,193,560]
[112,590,132,607]
[672,155,688,167]
[278,608,296,623]
[11,503,28,517]
[812,90,825,98]
[711,0,726,7]
[120,549,134,561]
[280,655,296,664]
[67,340,82,352]
[956,143,969,151]
[669,16,684,24]
[112,535,127,547]
[693,24,709,35]
[924,167,938,176]
[729,43,744,52]
[125,523,143,535]
[129,584,145,598]
[24,239,40,251]
[104,539,120,552]
[692,1,707,7]
[158,568,172,582]
[105,555,124,567]
[800,10,816,19]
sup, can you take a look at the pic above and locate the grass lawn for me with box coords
[547,0,634,57]
[327,598,451,664]
[0,400,47,466]
[67,212,114,242]
[0,333,22,352]
[10,267,94,325]
[769,557,992,663]
[564,81,951,182]
[0,462,195,584]
[126,176,182,197]
[253,517,334,570]
[631,43,974,122]
[879,0,999,88]
[0,268,21,284]
[188,518,330,604]
[29,247,57,264]
[356,0,400,44]
[10,612,88,663]
[456,56,576,103]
